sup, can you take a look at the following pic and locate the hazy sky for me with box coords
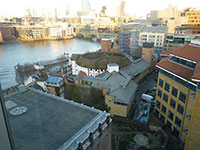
[0,0,199,18]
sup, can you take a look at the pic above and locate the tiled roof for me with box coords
[170,45,200,62]
[192,61,200,80]
[160,50,174,56]
[157,57,194,81]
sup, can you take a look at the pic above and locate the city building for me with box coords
[0,30,4,43]
[101,38,112,52]
[142,43,154,64]
[0,26,16,40]
[49,26,74,38]
[184,8,200,34]
[71,54,106,76]
[174,8,200,34]
[154,41,200,149]
[0,87,111,150]
[71,52,130,77]
[81,0,92,16]
[100,38,120,52]
[79,60,151,117]
[118,24,144,54]
[147,5,188,33]
[163,33,197,51]
[139,26,168,50]
[120,0,125,17]
[16,26,49,39]
[79,64,138,118]
[45,76,64,97]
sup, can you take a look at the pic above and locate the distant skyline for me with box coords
[0,0,199,18]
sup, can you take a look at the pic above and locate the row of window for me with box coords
[156,107,182,128]
[159,70,196,92]
[156,98,184,116]
[155,109,180,138]
[158,79,187,103]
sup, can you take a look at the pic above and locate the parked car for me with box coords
[141,94,154,103]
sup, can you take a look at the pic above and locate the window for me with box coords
[160,114,165,124]
[155,109,159,117]
[156,100,161,109]
[157,89,162,98]
[177,104,184,115]
[170,98,176,109]
[173,127,180,138]
[161,105,166,114]
[175,117,182,127]
[166,120,172,131]
[168,110,174,121]
[164,82,170,92]
[172,87,178,97]
[159,79,163,88]
[179,92,186,103]
[163,93,168,103]
[114,101,127,106]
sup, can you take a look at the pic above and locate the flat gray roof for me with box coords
[5,88,108,150]
[81,71,138,104]
[121,59,150,77]
[142,26,167,33]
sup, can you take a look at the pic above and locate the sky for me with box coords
[0,0,199,18]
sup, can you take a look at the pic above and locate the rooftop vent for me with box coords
[10,106,28,116]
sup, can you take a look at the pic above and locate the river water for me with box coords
[0,39,101,90]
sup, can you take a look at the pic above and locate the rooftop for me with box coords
[166,33,196,39]
[157,57,194,81]
[192,62,200,81]
[170,45,200,62]
[46,76,63,83]
[72,52,131,70]
[121,59,150,77]
[81,71,138,104]
[142,26,167,33]
[157,45,200,84]
[4,88,109,150]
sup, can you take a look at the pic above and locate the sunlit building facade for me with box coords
[154,41,200,150]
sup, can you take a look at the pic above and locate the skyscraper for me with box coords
[64,0,70,16]
[120,0,125,17]
[82,0,91,16]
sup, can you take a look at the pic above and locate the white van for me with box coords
[141,94,154,103]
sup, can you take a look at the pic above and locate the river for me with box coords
[0,39,101,90]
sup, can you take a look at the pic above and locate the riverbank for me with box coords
[17,36,74,42]
[0,38,101,90]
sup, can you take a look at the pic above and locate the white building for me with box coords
[71,60,106,76]
[49,26,74,38]
[139,26,167,48]
[49,27,63,37]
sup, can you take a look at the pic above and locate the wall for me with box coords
[105,95,128,117]
[142,47,154,64]
[0,92,12,150]
[185,86,200,150]
[0,30,3,42]
[154,72,196,145]
[139,32,165,47]
[72,60,105,76]
[101,39,112,52]
[0,27,15,40]
[88,123,112,150]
